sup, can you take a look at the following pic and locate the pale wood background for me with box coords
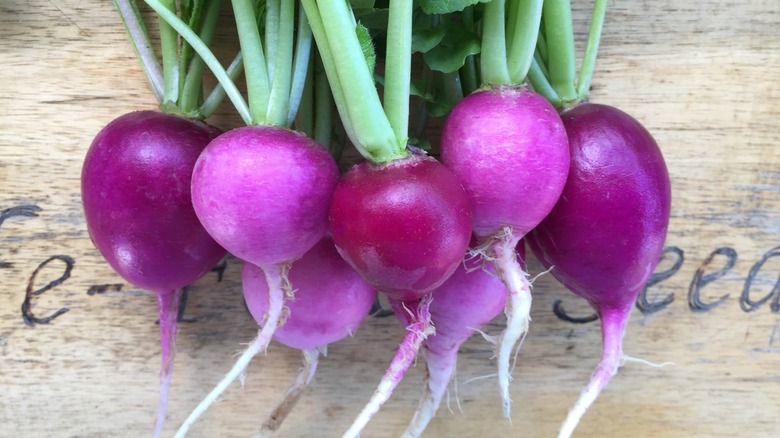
[1,1,779,437]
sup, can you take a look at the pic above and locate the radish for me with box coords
[242,236,376,436]
[526,1,671,436]
[302,2,472,435]
[398,243,525,438]
[82,110,226,437]
[82,1,230,435]
[439,0,569,417]
[527,102,671,438]
[141,1,340,435]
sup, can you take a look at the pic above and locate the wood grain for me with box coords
[1,1,778,437]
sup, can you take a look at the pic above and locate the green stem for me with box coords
[536,29,548,66]
[383,0,413,145]
[533,49,550,80]
[460,56,478,95]
[266,0,295,126]
[146,0,251,124]
[114,0,164,102]
[265,0,280,83]
[577,0,608,100]
[180,0,222,114]
[158,0,180,103]
[480,0,511,85]
[296,52,315,138]
[441,71,464,103]
[286,6,313,127]
[314,0,403,163]
[543,0,577,102]
[199,51,244,118]
[505,0,519,56]
[313,54,333,151]
[300,0,356,152]
[507,0,543,84]
[527,57,561,107]
[232,0,270,124]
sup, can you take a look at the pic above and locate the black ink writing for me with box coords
[688,247,736,312]
[86,283,123,295]
[1,205,42,269]
[636,246,684,315]
[210,259,227,282]
[21,255,74,327]
[740,246,780,312]
[552,300,598,324]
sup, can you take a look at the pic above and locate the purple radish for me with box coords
[527,103,671,438]
[81,110,226,437]
[177,125,339,435]
[329,152,473,437]
[242,236,376,436]
[397,243,525,438]
[440,85,570,416]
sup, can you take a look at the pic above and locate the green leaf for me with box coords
[356,22,377,76]
[350,0,376,9]
[419,0,487,14]
[354,8,389,32]
[412,24,444,54]
[422,23,480,73]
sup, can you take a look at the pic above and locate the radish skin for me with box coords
[527,103,671,438]
[441,85,569,416]
[81,111,226,437]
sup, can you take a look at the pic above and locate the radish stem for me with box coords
[383,0,413,144]
[266,0,296,126]
[113,0,164,102]
[232,0,270,124]
[180,0,222,114]
[286,6,313,128]
[157,0,180,103]
[543,0,577,102]
[145,0,251,123]
[199,51,244,118]
[576,0,608,100]
[480,0,511,85]
[507,0,543,84]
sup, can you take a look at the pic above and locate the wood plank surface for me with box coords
[1,1,779,437]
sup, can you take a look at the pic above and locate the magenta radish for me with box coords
[242,236,376,436]
[81,110,226,437]
[435,0,567,417]
[301,2,472,435]
[397,243,525,438]
[147,1,343,434]
[440,85,569,416]
[527,103,671,438]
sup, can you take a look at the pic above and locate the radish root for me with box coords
[174,263,291,438]
[343,295,435,438]
[153,288,182,438]
[490,230,531,419]
[256,348,320,437]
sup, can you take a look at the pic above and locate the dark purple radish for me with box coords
[242,236,376,436]
[177,125,339,435]
[440,85,570,416]
[329,152,473,437]
[397,243,525,438]
[81,110,226,437]
[527,103,671,438]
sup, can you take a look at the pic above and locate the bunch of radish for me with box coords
[81,0,671,437]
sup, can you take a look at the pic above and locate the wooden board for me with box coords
[1,1,779,437]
